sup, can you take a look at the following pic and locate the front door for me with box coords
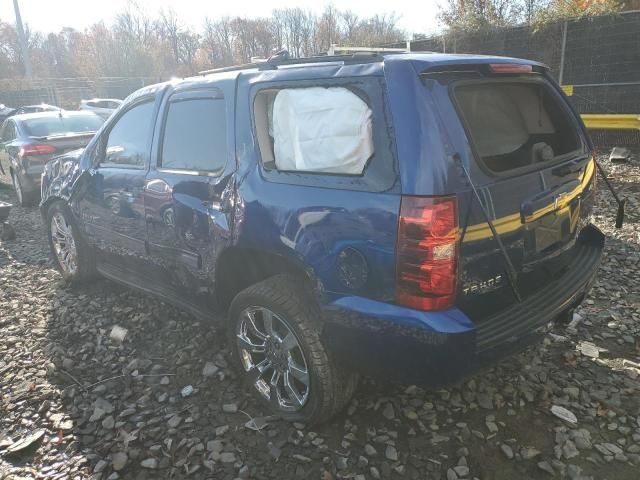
[144,86,235,306]
[74,97,157,270]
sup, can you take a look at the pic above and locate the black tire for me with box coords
[228,274,358,424]
[12,171,37,207]
[46,201,95,283]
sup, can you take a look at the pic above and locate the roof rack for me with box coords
[198,49,384,76]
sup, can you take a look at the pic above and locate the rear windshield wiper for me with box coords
[455,154,523,303]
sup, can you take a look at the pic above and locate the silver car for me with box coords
[78,98,122,120]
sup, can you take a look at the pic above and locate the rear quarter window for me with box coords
[251,77,398,193]
[454,80,581,174]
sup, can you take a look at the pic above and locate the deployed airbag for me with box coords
[272,87,374,174]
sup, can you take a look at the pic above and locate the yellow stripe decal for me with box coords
[462,159,594,243]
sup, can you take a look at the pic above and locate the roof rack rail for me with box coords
[198,50,384,76]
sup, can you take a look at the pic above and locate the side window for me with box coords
[254,86,374,175]
[160,97,227,172]
[102,100,154,168]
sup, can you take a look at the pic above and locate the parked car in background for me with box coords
[10,104,61,116]
[0,111,104,206]
[0,104,15,123]
[79,98,122,119]
[40,53,603,423]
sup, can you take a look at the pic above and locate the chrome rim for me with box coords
[237,306,310,412]
[12,174,23,204]
[50,212,77,275]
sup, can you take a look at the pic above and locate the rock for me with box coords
[370,467,381,479]
[447,468,459,480]
[382,403,395,420]
[89,407,106,423]
[365,444,377,456]
[477,393,493,410]
[551,405,578,424]
[94,460,108,473]
[454,465,470,477]
[486,421,498,433]
[385,445,398,461]
[167,415,182,428]
[112,452,128,471]
[562,440,579,459]
[140,458,158,469]
[293,454,312,463]
[357,456,369,468]
[220,452,236,464]
[501,444,514,459]
[223,403,238,413]
[520,447,541,460]
[571,429,592,450]
[5,429,45,455]
[538,461,555,475]
[102,415,115,430]
[335,456,348,470]
[202,362,219,377]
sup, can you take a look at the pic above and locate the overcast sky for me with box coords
[0,0,442,37]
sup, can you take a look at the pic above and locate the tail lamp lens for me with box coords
[396,195,459,311]
[19,144,57,157]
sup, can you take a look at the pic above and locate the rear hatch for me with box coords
[424,63,598,321]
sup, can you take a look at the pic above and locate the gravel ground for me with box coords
[0,153,639,480]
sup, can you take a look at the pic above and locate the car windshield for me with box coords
[23,114,104,137]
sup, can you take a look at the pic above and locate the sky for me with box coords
[0,0,442,38]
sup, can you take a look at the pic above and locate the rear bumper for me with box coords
[321,224,604,385]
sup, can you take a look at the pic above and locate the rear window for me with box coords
[455,81,580,173]
[23,114,104,137]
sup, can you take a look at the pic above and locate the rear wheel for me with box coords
[46,201,95,283]
[227,275,358,424]
[12,171,37,207]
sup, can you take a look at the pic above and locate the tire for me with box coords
[228,274,358,424]
[12,171,37,207]
[46,201,95,283]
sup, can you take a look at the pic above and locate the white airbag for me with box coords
[272,87,374,174]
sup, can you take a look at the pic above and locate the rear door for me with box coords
[143,84,235,306]
[427,67,596,319]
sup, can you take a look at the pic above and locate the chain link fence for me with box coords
[387,11,640,147]
[0,77,163,109]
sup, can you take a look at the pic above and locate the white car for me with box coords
[78,98,122,119]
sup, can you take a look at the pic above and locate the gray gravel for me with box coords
[1,153,639,479]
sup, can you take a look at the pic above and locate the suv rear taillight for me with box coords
[396,195,459,311]
[19,144,57,157]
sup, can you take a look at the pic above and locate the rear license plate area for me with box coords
[524,198,580,258]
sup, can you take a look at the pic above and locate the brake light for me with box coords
[488,63,533,75]
[396,195,459,311]
[19,144,57,157]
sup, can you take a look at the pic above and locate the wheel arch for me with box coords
[214,247,323,312]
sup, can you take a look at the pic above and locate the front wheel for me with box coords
[46,201,95,282]
[227,275,358,424]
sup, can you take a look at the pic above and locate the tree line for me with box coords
[438,0,625,32]
[0,3,405,79]
[0,0,631,80]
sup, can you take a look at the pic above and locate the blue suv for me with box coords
[41,53,604,423]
